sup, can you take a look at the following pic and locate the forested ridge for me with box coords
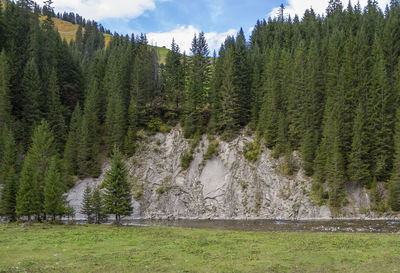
[1,0,400,222]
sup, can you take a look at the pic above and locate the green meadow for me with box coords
[0,224,399,272]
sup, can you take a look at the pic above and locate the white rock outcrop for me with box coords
[66,126,378,220]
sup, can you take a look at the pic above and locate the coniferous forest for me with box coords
[1,0,400,222]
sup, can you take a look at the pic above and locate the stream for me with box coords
[112,219,400,233]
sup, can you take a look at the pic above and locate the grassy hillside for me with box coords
[49,17,167,63]
[38,16,113,48]
[1,224,400,272]
[156,46,169,64]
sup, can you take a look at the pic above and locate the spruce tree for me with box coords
[102,147,132,224]
[389,109,400,211]
[220,45,239,139]
[16,120,56,220]
[46,69,66,152]
[0,127,18,221]
[91,187,105,224]
[81,184,93,223]
[124,97,137,156]
[16,155,41,221]
[105,92,126,152]
[164,39,184,114]
[78,80,101,178]
[183,32,210,138]
[366,38,394,182]
[348,102,370,184]
[0,50,12,129]
[21,58,42,147]
[63,103,82,179]
[43,156,65,220]
[233,28,251,126]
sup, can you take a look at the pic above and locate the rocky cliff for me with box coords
[67,126,380,220]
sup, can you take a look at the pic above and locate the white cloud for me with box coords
[42,0,156,21]
[269,0,391,19]
[147,25,236,55]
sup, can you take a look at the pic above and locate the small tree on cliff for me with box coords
[102,147,132,224]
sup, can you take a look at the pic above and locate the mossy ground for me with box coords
[1,224,400,272]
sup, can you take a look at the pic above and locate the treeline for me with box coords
[1,0,400,222]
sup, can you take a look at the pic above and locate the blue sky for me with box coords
[44,0,391,53]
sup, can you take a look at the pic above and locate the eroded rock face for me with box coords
[66,126,378,220]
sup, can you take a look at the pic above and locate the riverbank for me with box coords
[1,224,400,272]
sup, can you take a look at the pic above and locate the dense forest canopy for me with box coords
[1,0,400,222]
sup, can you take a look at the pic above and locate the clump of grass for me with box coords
[240,180,248,190]
[133,184,144,200]
[156,186,171,195]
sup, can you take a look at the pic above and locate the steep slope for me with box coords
[67,127,386,220]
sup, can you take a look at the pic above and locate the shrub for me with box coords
[181,152,193,170]
[243,140,262,162]
[147,117,163,135]
[203,140,219,161]
[133,184,144,200]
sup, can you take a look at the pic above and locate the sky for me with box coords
[42,0,391,54]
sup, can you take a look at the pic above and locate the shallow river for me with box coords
[114,219,400,234]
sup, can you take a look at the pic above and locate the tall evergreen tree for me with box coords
[0,127,18,221]
[21,58,42,146]
[43,156,65,220]
[348,102,370,184]
[102,147,132,224]
[81,184,93,223]
[91,187,105,224]
[183,32,210,138]
[78,80,101,178]
[164,39,184,115]
[0,50,12,129]
[16,120,56,220]
[46,69,66,151]
[63,103,82,179]
[389,109,400,211]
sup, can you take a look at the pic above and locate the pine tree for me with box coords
[105,92,126,152]
[16,155,41,221]
[164,39,184,114]
[130,40,157,127]
[46,69,66,151]
[0,50,12,129]
[183,32,210,138]
[220,45,240,139]
[0,127,18,221]
[233,28,251,126]
[81,184,93,223]
[21,58,42,146]
[63,103,82,178]
[78,80,101,178]
[43,156,65,220]
[348,102,370,184]
[102,147,132,224]
[389,109,400,211]
[124,97,137,156]
[16,120,56,220]
[91,187,105,224]
[366,38,394,182]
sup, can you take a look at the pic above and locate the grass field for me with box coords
[0,224,400,272]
